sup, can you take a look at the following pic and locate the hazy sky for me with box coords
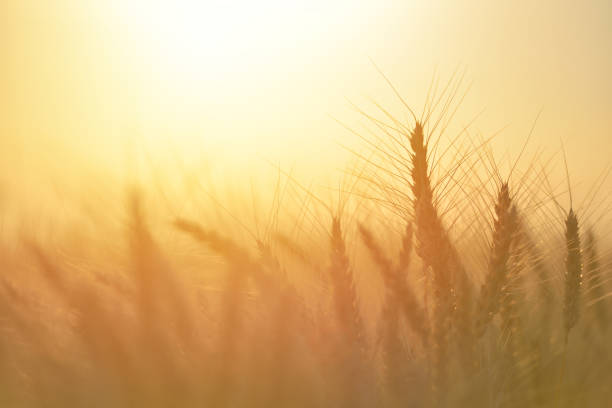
[1,1,611,194]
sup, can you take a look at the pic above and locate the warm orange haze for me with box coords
[0,1,611,407]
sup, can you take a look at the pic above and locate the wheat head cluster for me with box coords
[0,84,611,408]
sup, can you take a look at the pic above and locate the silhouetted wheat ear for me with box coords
[409,122,450,289]
[563,209,582,343]
[475,183,517,338]
[329,216,365,349]
[174,218,255,270]
[499,207,525,357]
[329,217,376,408]
[408,121,453,401]
[500,214,540,404]
[359,223,427,342]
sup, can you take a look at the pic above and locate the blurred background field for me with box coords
[1,1,611,407]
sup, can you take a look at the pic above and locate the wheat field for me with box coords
[1,84,611,407]
[2,2,612,407]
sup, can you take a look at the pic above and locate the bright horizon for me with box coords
[1,0,611,199]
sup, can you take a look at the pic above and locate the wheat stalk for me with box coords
[563,209,582,343]
[475,183,518,338]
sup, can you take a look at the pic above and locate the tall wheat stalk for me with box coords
[408,121,457,400]
[475,183,518,338]
[563,209,582,344]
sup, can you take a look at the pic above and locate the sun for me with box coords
[100,0,375,159]
[109,1,355,79]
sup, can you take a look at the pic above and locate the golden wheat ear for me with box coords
[563,209,582,343]
[408,121,457,403]
[359,222,427,343]
[328,216,365,349]
[475,183,517,338]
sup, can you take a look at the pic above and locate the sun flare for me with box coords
[110,1,360,80]
[99,0,380,162]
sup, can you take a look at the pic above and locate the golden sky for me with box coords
[1,1,611,196]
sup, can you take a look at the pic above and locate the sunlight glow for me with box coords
[103,0,376,162]
[111,1,358,77]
